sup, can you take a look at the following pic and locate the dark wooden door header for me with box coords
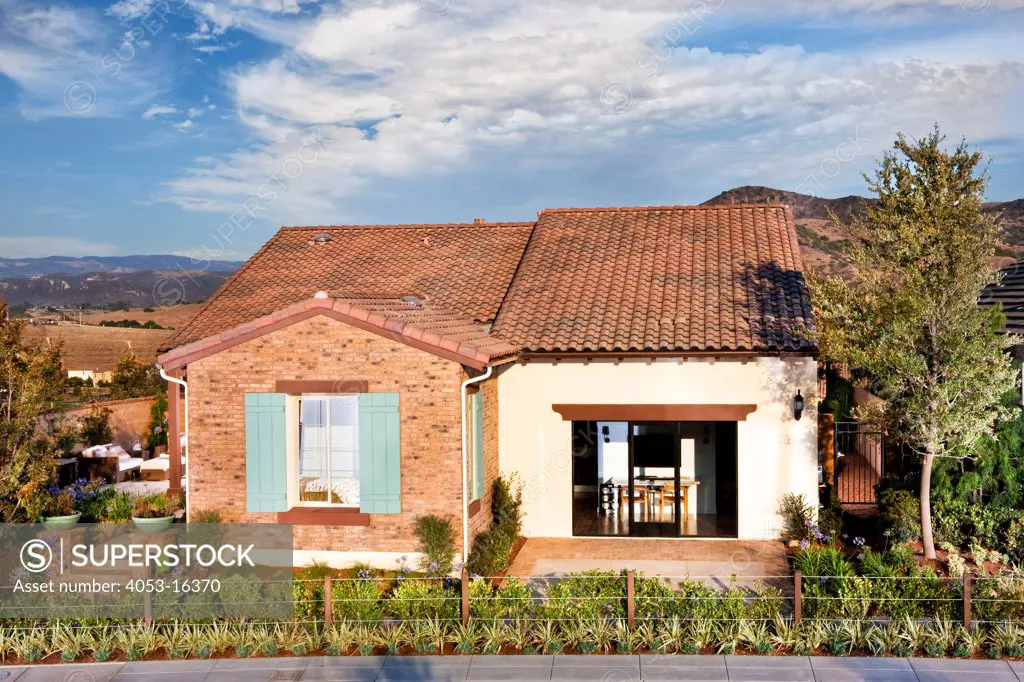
[552,404,757,421]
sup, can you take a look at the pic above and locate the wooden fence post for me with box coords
[626,570,635,628]
[963,572,972,629]
[323,576,333,628]
[461,568,470,625]
[794,570,802,625]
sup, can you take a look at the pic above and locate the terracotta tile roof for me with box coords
[163,222,535,350]
[329,296,520,364]
[491,204,816,353]
[158,295,518,370]
[162,204,817,361]
[981,260,1024,335]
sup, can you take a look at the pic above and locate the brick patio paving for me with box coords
[504,537,790,589]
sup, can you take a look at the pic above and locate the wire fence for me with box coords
[4,570,1024,630]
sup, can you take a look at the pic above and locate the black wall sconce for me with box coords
[602,425,610,443]
[793,391,805,421]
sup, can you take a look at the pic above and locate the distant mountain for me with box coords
[0,254,242,278]
[0,270,232,308]
[702,186,1024,276]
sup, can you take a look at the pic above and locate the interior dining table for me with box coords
[604,476,699,519]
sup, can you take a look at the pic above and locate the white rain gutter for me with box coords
[159,367,190,520]
[460,365,492,563]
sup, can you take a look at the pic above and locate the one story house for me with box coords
[157,204,819,567]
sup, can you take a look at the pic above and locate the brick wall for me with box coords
[64,396,156,451]
[187,315,477,554]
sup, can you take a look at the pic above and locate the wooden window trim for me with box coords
[277,507,371,526]
[551,404,758,421]
[275,380,369,394]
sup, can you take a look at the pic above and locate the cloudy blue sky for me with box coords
[1,0,1023,261]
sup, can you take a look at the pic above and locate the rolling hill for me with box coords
[702,186,1024,276]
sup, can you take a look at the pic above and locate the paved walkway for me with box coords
[3,655,1023,681]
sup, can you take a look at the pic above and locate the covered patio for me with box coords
[505,537,790,590]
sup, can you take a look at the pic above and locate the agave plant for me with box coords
[953,625,986,659]
[160,623,192,659]
[798,620,829,655]
[478,619,504,655]
[713,619,738,655]
[354,624,376,656]
[770,616,800,654]
[739,619,773,655]
[534,619,563,654]
[115,625,160,661]
[53,625,92,663]
[90,626,117,662]
[451,621,479,654]
[410,617,448,654]
[11,628,49,663]
[895,616,925,658]
[276,623,313,656]
[654,616,685,654]
[373,621,409,655]
[922,619,956,658]
[505,619,536,654]
[325,621,357,656]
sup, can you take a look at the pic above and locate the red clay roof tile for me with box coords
[161,205,816,360]
[491,204,816,353]
[162,222,535,350]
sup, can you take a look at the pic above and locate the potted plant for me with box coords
[41,487,81,531]
[131,492,182,533]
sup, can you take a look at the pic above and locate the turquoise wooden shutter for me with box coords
[244,393,288,512]
[472,390,484,501]
[358,393,401,514]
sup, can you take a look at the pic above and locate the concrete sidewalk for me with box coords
[2,655,1023,681]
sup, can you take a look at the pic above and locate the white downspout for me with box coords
[159,367,189,520]
[461,365,493,564]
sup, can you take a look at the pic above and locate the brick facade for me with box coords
[186,314,495,555]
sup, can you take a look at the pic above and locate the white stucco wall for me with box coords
[496,356,819,540]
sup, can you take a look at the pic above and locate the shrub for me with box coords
[333,578,385,623]
[413,514,456,576]
[80,406,113,446]
[878,488,921,544]
[189,509,222,524]
[778,493,814,543]
[467,474,524,576]
[131,492,183,519]
[466,528,515,577]
[102,491,136,522]
[1004,517,1024,565]
[385,579,458,621]
[545,570,625,621]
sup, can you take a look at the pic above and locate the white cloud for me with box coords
[176,118,196,130]
[0,236,116,258]
[194,40,240,53]
[142,103,178,118]
[0,0,173,118]
[159,0,1024,222]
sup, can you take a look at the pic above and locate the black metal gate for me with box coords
[834,422,884,504]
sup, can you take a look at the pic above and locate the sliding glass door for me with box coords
[627,422,681,537]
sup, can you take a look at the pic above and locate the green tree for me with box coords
[109,346,161,399]
[0,298,69,521]
[811,127,1018,559]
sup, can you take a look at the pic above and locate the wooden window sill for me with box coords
[468,499,482,517]
[277,507,371,525]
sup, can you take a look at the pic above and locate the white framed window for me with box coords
[296,395,361,507]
